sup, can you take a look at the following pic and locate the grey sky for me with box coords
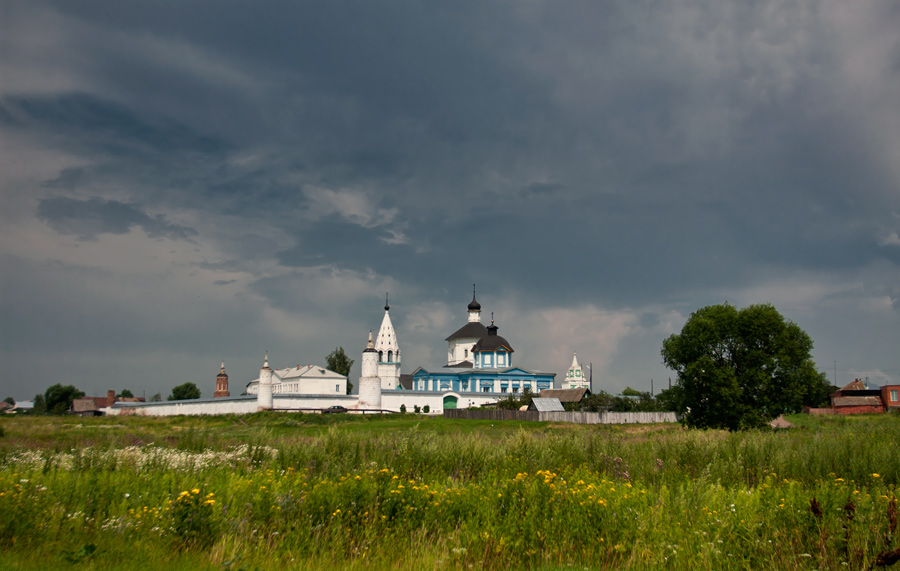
[2,0,898,400]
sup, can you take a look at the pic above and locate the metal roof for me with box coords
[832,396,883,407]
[539,388,590,402]
[529,398,565,412]
[445,321,488,341]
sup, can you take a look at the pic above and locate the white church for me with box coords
[107,290,570,417]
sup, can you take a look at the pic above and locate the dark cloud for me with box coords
[1,93,227,156]
[37,197,197,242]
[1,0,899,398]
[41,167,89,189]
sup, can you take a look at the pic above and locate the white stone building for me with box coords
[245,358,347,396]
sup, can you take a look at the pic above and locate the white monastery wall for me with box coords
[106,398,259,417]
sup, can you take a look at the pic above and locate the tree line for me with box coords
[15,383,204,414]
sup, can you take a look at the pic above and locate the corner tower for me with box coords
[358,331,383,409]
[214,362,230,398]
[375,294,401,389]
[257,352,274,411]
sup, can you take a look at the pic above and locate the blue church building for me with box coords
[409,288,555,397]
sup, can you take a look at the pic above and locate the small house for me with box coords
[830,380,885,415]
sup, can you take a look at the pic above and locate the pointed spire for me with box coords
[263,351,270,369]
[385,292,390,311]
[219,361,226,374]
[367,330,374,349]
[570,351,580,369]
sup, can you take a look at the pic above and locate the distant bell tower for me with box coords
[564,352,589,390]
[214,362,230,398]
[375,294,401,390]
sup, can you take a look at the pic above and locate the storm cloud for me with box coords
[1,0,898,399]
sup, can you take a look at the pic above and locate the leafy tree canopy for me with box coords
[168,382,201,401]
[3,396,14,406]
[118,389,134,398]
[44,384,85,415]
[150,393,162,402]
[661,303,830,430]
[326,347,355,394]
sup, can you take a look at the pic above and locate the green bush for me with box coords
[170,488,218,549]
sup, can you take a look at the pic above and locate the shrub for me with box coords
[399,404,407,413]
[423,405,430,413]
[170,488,218,549]
[413,405,421,413]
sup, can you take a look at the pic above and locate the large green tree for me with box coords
[326,347,355,395]
[661,303,830,430]
[168,382,201,401]
[44,384,85,415]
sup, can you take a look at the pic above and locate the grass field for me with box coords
[1,412,898,570]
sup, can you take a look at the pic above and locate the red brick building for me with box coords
[882,384,900,411]
[829,380,887,415]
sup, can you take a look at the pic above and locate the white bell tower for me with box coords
[374,294,401,389]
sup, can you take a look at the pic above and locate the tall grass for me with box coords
[0,413,897,570]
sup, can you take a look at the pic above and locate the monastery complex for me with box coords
[108,289,587,417]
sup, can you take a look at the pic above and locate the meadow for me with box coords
[1,412,898,570]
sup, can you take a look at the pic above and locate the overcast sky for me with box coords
[2,1,898,401]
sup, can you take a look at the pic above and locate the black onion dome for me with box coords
[467,284,481,310]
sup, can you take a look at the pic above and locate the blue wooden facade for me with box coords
[410,366,555,395]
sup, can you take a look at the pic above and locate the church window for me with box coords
[335,384,339,393]
[464,349,468,358]
[388,350,393,362]
[501,387,507,393]
[379,351,383,362]
[513,387,519,394]
[482,386,490,393]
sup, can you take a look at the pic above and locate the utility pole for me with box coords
[651,378,654,396]
[834,361,837,386]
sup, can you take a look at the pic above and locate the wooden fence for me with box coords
[443,409,678,425]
